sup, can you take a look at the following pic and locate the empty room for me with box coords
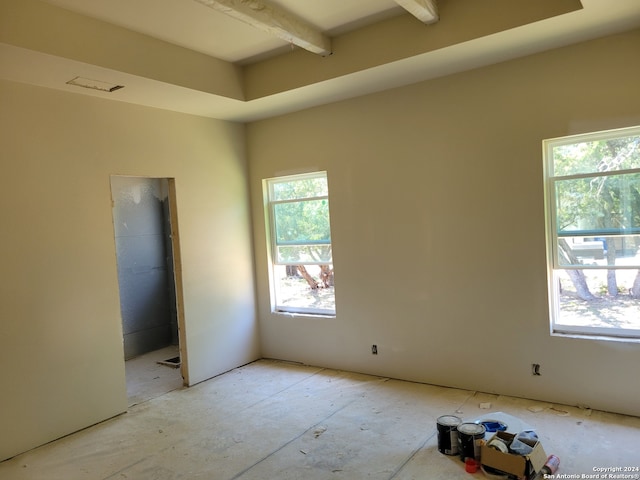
[1,0,639,478]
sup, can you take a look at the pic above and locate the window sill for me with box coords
[273,310,336,319]
[551,330,640,344]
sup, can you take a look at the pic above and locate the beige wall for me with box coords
[248,29,640,417]
[0,80,258,461]
[1,23,638,464]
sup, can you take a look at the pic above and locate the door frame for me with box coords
[110,175,189,386]
[166,178,189,386]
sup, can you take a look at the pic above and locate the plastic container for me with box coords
[465,457,479,473]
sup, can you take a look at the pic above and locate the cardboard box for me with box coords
[481,431,547,480]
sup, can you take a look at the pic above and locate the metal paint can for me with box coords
[457,422,486,462]
[436,415,462,455]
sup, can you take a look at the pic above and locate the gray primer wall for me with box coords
[111,176,176,359]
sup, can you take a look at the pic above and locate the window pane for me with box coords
[273,264,335,314]
[555,269,640,331]
[265,171,335,316]
[557,235,640,267]
[546,127,640,339]
[271,176,328,201]
[552,135,640,177]
[274,199,331,245]
[555,173,640,235]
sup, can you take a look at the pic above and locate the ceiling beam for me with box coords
[193,0,332,56]
[394,0,439,24]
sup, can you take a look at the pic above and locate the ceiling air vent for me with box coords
[66,76,124,92]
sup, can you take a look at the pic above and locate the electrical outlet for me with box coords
[532,363,541,376]
[371,344,378,355]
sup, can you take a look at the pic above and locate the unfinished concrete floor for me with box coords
[125,345,184,406]
[1,359,639,479]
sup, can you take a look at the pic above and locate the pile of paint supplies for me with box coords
[437,411,555,479]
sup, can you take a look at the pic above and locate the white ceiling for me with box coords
[43,0,407,64]
[3,0,640,122]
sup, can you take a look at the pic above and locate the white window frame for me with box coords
[263,171,335,316]
[543,125,640,341]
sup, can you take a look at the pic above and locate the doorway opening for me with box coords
[110,176,187,406]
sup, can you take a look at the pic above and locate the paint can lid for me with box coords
[437,415,462,426]
[457,422,486,435]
